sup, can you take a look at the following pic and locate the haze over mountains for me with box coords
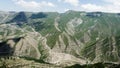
[0,10,120,68]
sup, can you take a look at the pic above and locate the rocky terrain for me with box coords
[0,10,120,68]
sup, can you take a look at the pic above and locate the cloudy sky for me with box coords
[0,0,120,13]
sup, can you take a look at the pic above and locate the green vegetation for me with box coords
[1,11,120,67]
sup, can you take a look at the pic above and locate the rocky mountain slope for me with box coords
[0,10,120,67]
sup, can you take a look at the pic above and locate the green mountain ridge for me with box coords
[0,11,120,68]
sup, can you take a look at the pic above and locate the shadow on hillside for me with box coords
[0,41,14,56]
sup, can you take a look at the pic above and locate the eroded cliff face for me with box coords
[0,11,120,67]
[0,24,86,67]
[0,24,41,59]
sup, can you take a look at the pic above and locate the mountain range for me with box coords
[0,10,120,68]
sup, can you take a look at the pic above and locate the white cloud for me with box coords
[64,8,70,12]
[81,4,103,12]
[81,0,120,13]
[59,0,79,6]
[13,0,55,9]
[105,0,120,6]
